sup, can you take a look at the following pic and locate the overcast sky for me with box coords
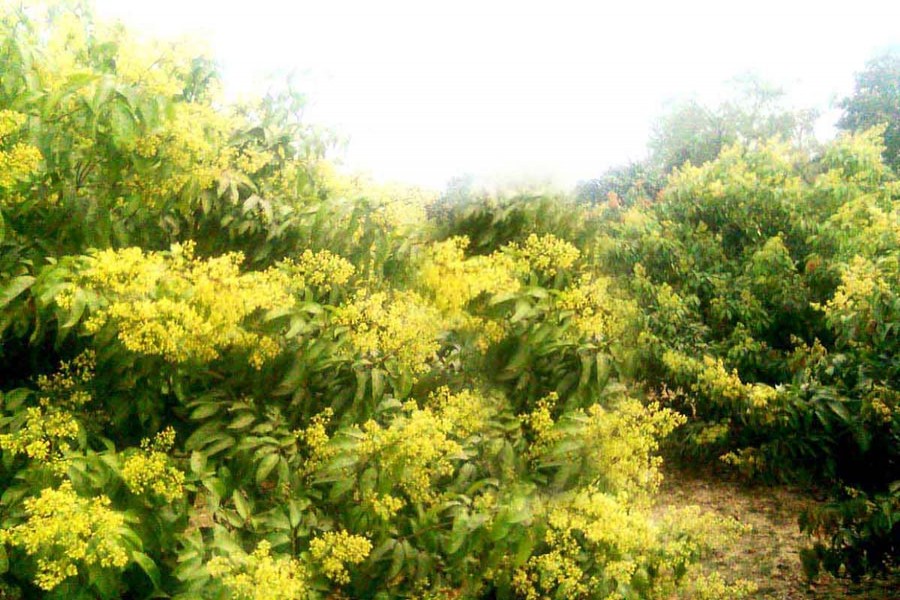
[93,0,900,188]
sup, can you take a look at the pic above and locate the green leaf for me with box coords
[190,403,221,420]
[190,451,207,475]
[233,490,251,521]
[131,551,162,590]
[388,540,405,579]
[256,454,279,484]
[2,388,31,411]
[61,288,87,330]
[0,275,35,309]
[371,368,385,400]
[228,413,255,430]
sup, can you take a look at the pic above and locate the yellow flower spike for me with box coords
[419,236,522,313]
[0,404,80,469]
[206,541,309,600]
[0,482,128,591]
[278,249,355,295]
[314,388,494,507]
[510,233,580,278]
[121,428,185,503]
[0,109,27,139]
[65,245,296,367]
[333,290,443,375]
[0,142,43,192]
[309,530,372,585]
[0,110,41,197]
[368,493,406,520]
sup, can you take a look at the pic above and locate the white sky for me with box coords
[93,0,900,188]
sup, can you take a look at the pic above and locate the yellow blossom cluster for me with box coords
[0,405,78,467]
[112,33,213,97]
[679,572,759,600]
[356,409,462,505]
[824,256,897,350]
[419,236,521,312]
[556,274,635,343]
[309,530,372,585]
[372,193,430,231]
[331,390,493,506]
[511,233,580,278]
[719,447,766,477]
[124,102,234,207]
[521,392,561,457]
[121,427,185,503]
[318,164,434,232]
[694,422,731,446]
[233,146,275,175]
[663,351,777,411]
[826,194,900,257]
[530,398,685,503]
[68,242,294,367]
[28,8,88,90]
[658,505,752,561]
[296,408,335,473]
[864,386,898,424]
[35,350,96,406]
[656,507,757,599]
[206,540,309,600]
[367,493,406,520]
[820,126,888,183]
[0,482,128,590]
[514,489,655,599]
[278,249,355,295]
[0,110,42,193]
[333,290,443,374]
[0,109,27,139]
[0,352,97,471]
[581,400,684,501]
[451,314,509,354]
[666,140,804,206]
[425,386,495,438]
[825,256,890,316]
[514,490,755,600]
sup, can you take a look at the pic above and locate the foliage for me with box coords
[648,75,817,173]
[593,129,900,578]
[1,3,899,596]
[0,5,763,599]
[838,53,900,172]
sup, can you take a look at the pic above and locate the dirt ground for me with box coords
[656,467,899,599]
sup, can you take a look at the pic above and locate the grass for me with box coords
[655,465,898,599]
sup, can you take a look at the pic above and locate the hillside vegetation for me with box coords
[0,4,897,599]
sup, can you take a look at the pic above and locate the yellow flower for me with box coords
[333,290,443,375]
[309,530,372,585]
[0,110,41,194]
[556,274,635,343]
[121,428,185,503]
[0,482,128,590]
[0,405,78,467]
[368,494,406,520]
[278,249,355,295]
[419,236,521,312]
[207,540,309,600]
[67,243,294,368]
[512,233,580,278]
[0,142,42,191]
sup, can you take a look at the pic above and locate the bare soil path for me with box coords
[656,467,899,599]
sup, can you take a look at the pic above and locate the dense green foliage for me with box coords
[648,76,817,174]
[839,53,900,172]
[0,4,897,599]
